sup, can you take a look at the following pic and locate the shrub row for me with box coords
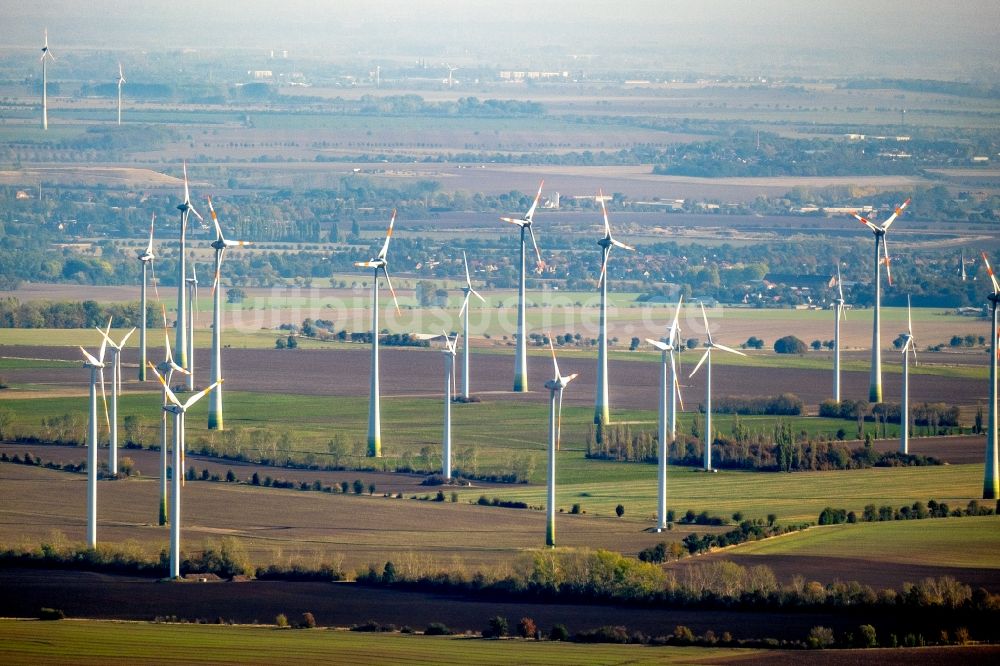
[819,499,998,525]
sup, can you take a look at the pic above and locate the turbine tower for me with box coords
[116,62,126,126]
[458,251,486,400]
[207,197,250,430]
[594,191,634,426]
[174,163,203,372]
[137,214,156,380]
[689,303,746,471]
[78,320,110,548]
[833,267,848,402]
[441,332,457,479]
[96,325,136,477]
[850,198,910,402]
[982,252,999,499]
[646,295,685,531]
[500,181,544,392]
[154,307,188,526]
[40,30,55,130]
[899,296,917,454]
[150,364,220,579]
[354,210,400,457]
[544,337,577,547]
[185,263,199,391]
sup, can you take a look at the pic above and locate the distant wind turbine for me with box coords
[981,252,999,499]
[441,331,457,479]
[79,319,111,548]
[154,306,188,526]
[594,191,634,427]
[849,198,910,402]
[354,210,400,457]
[116,62,126,125]
[646,295,685,531]
[500,182,544,392]
[544,337,577,547]
[96,325,137,477]
[185,263,199,391]
[833,267,848,402]
[458,251,486,400]
[174,163,203,373]
[689,303,745,471]
[150,364,220,579]
[899,296,917,454]
[207,197,250,430]
[40,29,55,130]
[137,214,156,380]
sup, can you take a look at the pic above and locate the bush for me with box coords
[484,615,509,638]
[424,622,452,636]
[517,617,537,639]
[549,624,569,641]
[672,625,695,644]
[275,613,289,628]
[615,504,625,518]
[774,335,807,354]
[38,607,65,621]
[299,612,316,629]
[807,625,835,649]
[570,503,581,515]
[858,624,878,648]
[574,625,630,644]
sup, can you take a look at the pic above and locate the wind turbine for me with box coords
[354,210,400,457]
[594,191,634,426]
[850,198,910,403]
[500,181,544,392]
[96,325,136,477]
[207,197,250,430]
[833,267,848,402]
[40,29,55,130]
[982,252,999,499]
[689,303,746,471]
[149,364,220,579]
[185,263,199,391]
[79,320,110,548]
[138,214,156,381]
[458,251,486,400]
[154,307,188,526]
[441,331,457,479]
[446,65,458,88]
[646,295,685,531]
[116,62,126,126]
[174,162,203,374]
[544,337,577,547]
[899,296,917,455]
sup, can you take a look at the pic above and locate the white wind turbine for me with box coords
[850,198,910,403]
[646,295,685,531]
[174,162,203,374]
[354,210,400,457]
[40,29,55,130]
[96,325,136,477]
[441,331,457,479]
[544,336,578,547]
[594,191,634,427]
[79,320,111,548]
[982,252,999,499]
[689,303,746,471]
[446,65,458,88]
[154,307,188,526]
[137,214,156,381]
[500,181,544,392]
[149,364,220,579]
[899,296,917,455]
[185,263,199,391]
[207,197,250,430]
[832,266,848,403]
[116,62,126,126]
[458,251,486,400]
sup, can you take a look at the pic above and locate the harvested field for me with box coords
[0,167,182,188]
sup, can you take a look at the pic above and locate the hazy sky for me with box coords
[4,0,998,79]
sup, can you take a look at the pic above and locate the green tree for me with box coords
[615,504,625,518]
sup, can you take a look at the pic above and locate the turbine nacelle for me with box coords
[500,182,544,272]
[596,190,634,287]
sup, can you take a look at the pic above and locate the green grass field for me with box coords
[726,516,1000,570]
[0,619,749,666]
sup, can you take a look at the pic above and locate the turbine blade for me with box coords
[149,258,159,302]
[669,295,684,343]
[500,216,525,227]
[458,292,470,319]
[610,238,635,251]
[150,363,181,406]
[982,252,1000,294]
[377,209,396,260]
[354,261,378,268]
[850,211,879,233]
[597,249,609,288]
[881,236,893,286]
[145,214,156,255]
[463,250,472,287]
[95,325,117,351]
[527,224,543,272]
[182,162,191,204]
[548,334,561,379]
[837,266,844,300]
[382,266,401,315]
[671,352,685,412]
[646,338,669,351]
[881,198,911,231]
[208,196,225,242]
[470,287,486,304]
[599,190,611,237]
[689,349,710,378]
[99,318,112,362]
[556,389,563,450]
[907,294,913,335]
[212,248,225,297]
[700,302,712,345]
[119,327,137,348]
[525,180,544,222]
[100,367,110,435]
[183,379,223,410]
[80,346,99,366]
[713,342,747,357]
